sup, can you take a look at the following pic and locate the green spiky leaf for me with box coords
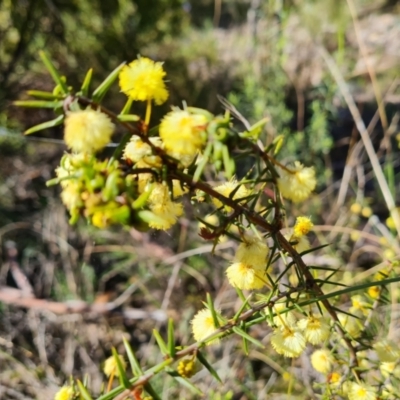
[197,351,222,382]
[123,338,143,377]
[112,348,130,389]
[39,50,69,94]
[92,62,126,103]
[24,115,64,135]
[76,380,93,400]
[81,68,93,97]
[167,318,176,357]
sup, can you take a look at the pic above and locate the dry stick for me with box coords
[319,46,400,239]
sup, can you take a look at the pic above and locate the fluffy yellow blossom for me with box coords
[298,315,330,345]
[350,203,362,214]
[226,261,265,290]
[177,358,197,378]
[64,109,114,153]
[270,326,306,358]
[277,161,316,203]
[380,362,400,379]
[119,57,168,104]
[123,136,163,165]
[293,216,313,237]
[373,339,400,363]
[213,179,250,212]
[310,349,334,374]
[54,386,74,400]
[159,109,208,163]
[103,354,126,377]
[172,180,188,198]
[327,371,341,386]
[235,236,269,268]
[267,303,297,328]
[147,183,183,230]
[368,286,380,299]
[361,206,373,218]
[348,382,377,400]
[338,313,362,339]
[191,308,221,344]
[60,182,81,211]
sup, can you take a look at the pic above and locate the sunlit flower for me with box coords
[327,371,341,386]
[103,354,126,377]
[348,382,377,400]
[159,109,208,164]
[177,358,197,378]
[172,180,188,198]
[147,183,183,230]
[235,236,269,268]
[270,326,306,358]
[293,216,313,237]
[267,303,297,328]
[64,109,114,153]
[277,161,316,203]
[380,362,400,379]
[338,313,362,339]
[123,136,163,165]
[310,349,334,374]
[226,262,265,290]
[60,182,81,211]
[285,232,310,253]
[373,339,400,363]
[54,386,74,400]
[191,308,221,344]
[298,315,330,345]
[119,57,168,104]
[212,179,250,212]
[367,286,380,299]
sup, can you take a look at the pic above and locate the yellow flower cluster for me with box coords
[146,183,183,230]
[277,161,316,203]
[310,349,334,374]
[54,386,74,400]
[103,354,126,377]
[119,57,168,104]
[212,178,250,212]
[348,382,377,400]
[226,235,269,290]
[191,308,222,344]
[159,109,209,166]
[177,358,196,378]
[123,135,163,167]
[285,216,313,254]
[270,325,306,358]
[297,315,330,345]
[64,109,114,154]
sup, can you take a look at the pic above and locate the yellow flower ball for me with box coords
[123,136,163,165]
[310,349,334,374]
[212,179,250,212]
[348,382,377,400]
[226,262,265,290]
[297,315,330,345]
[277,161,316,203]
[103,354,126,377]
[373,339,400,363]
[64,109,114,153]
[119,57,168,104]
[270,326,306,358]
[54,386,74,400]
[159,109,208,164]
[293,216,314,237]
[191,308,221,344]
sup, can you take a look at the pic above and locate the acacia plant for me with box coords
[15,51,400,400]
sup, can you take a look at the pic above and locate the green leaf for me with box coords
[197,351,222,383]
[117,114,140,122]
[39,50,69,94]
[167,318,176,357]
[24,115,64,135]
[123,338,143,377]
[26,90,64,100]
[112,348,130,389]
[233,294,252,321]
[120,97,134,115]
[92,62,126,103]
[168,373,203,396]
[143,383,162,400]
[81,68,93,97]
[232,326,264,349]
[14,100,63,108]
[206,292,220,328]
[152,329,169,356]
[76,380,93,400]
[193,142,212,182]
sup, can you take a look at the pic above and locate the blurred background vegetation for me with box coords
[1,0,400,398]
